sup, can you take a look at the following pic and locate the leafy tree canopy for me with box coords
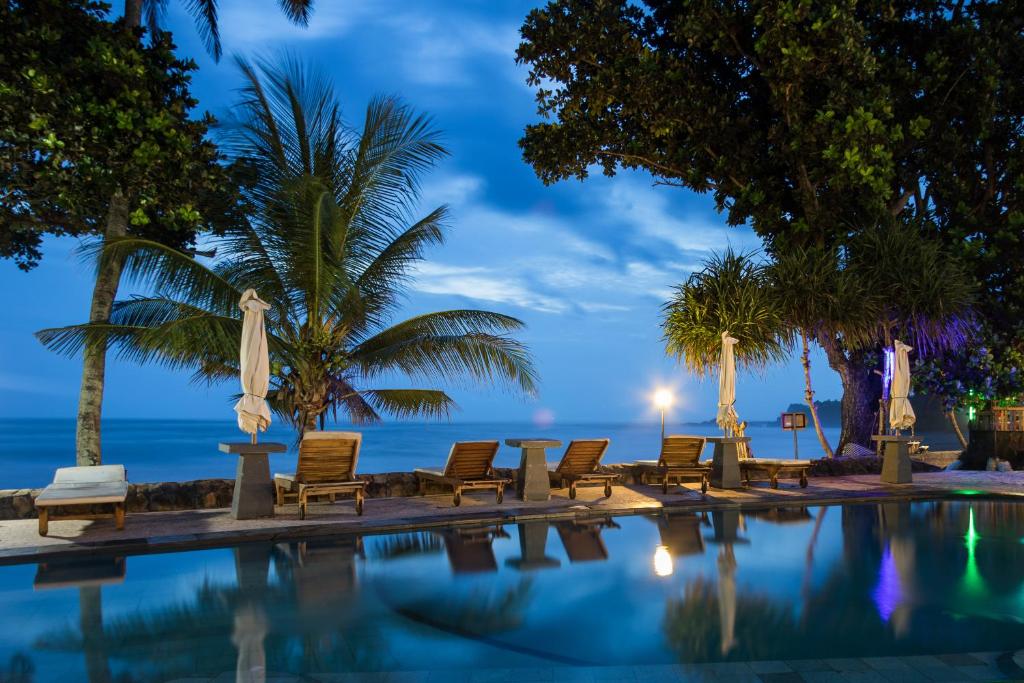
[0,0,242,269]
[517,0,1021,252]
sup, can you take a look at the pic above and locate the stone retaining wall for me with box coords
[0,458,948,521]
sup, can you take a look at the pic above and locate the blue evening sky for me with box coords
[0,0,842,425]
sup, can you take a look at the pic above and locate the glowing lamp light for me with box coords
[653,389,675,410]
[653,544,674,577]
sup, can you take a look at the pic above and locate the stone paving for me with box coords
[161,650,1022,682]
[1,470,1022,564]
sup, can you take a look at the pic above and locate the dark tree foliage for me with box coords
[518,0,1024,440]
[0,0,242,269]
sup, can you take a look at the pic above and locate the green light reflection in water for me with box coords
[962,507,987,597]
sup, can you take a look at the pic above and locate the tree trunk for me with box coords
[75,193,128,466]
[823,342,880,456]
[800,331,834,458]
[123,0,143,29]
[948,407,968,449]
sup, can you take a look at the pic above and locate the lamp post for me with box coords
[654,389,674,442]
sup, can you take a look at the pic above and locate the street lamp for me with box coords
[653,389,674,442]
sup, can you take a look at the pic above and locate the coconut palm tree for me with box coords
[38,58,537,434]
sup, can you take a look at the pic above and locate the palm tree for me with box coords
[40,58,537,434]
[72,0,315,466]
[662,249,792,377]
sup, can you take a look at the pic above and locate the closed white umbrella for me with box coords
[889,340,916,431]
[716,331,739,436]
[234,289,272,442]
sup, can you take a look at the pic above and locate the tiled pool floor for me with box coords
[160,651,1016,681]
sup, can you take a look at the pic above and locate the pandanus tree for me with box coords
[38,59,537,434]
[664,224,975,457]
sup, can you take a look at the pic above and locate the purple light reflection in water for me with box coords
[873,543,902,622]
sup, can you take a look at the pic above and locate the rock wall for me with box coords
[0,459,941,521]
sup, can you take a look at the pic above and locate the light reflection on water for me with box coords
[1,500,1024,681]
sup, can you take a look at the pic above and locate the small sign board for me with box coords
[781,412,807,431]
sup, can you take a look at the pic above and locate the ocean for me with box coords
[0,418,961,488]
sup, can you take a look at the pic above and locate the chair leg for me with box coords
[662,476,669,494]
[604,481,612,497]
[355,490,364,516]
[38,508,48,537]
[569,482,577,499]
[275,484,284,506]
[114,503,125,531]
[453,487,462,507]
[329,493,336,503]
[496,484,504,504]
[298,491,307,520]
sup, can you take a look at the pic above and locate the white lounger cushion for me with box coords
[35,481,128,507]
[36,464,129,507]
[53,464,126,484]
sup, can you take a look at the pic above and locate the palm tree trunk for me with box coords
[948,407,968,449]
[800,331,833,458]
[75,192,128,466]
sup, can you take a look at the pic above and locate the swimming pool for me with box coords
[1,499,1022,681]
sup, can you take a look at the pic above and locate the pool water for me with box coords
[1,500,1023,681]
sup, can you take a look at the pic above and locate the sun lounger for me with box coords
[738,458,811,488]
[654,512,708,557]
[415,441,510,506]
[274,431,367,519]
[634,435,711,494]
[547,438,618,498]
[33,465,128,537]
[34,556,126,590]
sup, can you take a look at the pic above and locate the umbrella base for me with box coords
[233,451,275,519]
[874,436,913,484]
[709,438,747,489]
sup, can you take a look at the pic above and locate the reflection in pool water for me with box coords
[2,500,1024,680]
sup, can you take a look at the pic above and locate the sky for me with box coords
[0,0,843,425]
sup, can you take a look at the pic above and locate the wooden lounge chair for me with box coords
[634,435,711,494]
[547,438,618,499]
[738,458,811,489]
[34,465,128,537]
[274,431,367,519]
[414,441,510,506]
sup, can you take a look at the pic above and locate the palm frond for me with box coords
[351,311,538,394]
[277,0,313,25]
[359,389,458,421]
[183,0,221,61]
[99,237,242,317]
[663,249,793,375]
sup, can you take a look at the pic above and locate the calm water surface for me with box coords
[0,499,1021,681]
[0,418,965,488]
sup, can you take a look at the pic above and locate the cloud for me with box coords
[601,179,764,256]
[412,263,568,314]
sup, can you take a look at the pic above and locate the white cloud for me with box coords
[412,263,567,314]
[601,179,764,256]
[215,0,373,47]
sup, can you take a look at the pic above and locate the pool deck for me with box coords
[1,470,1021,565]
